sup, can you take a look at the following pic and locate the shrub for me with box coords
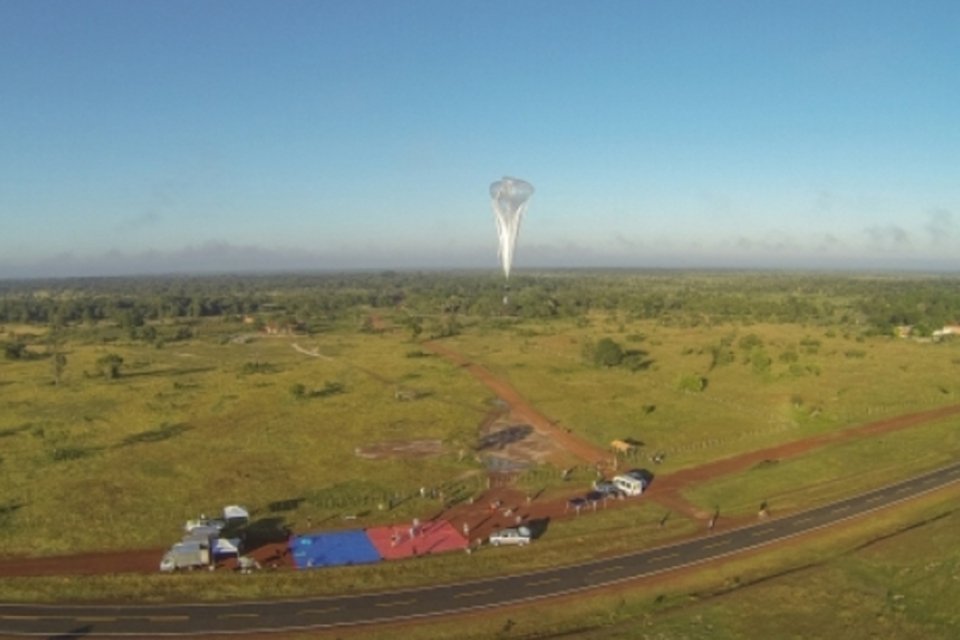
[738,334,764,351]
[96,353,124,379]
[677,373,707,392]
[240,361,279,375]
[590,338,624,367]
[2,341,26,360]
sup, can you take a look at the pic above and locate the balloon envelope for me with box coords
[490,177,534,279]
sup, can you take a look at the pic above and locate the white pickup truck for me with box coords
[488,525,532,546]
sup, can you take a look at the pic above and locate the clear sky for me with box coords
[1,0,958,278]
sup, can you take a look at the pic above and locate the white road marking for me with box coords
[376,599,417,608]
[704,539,732,550]
[297,607,341,616]
[526,577,561,587]
[144,615,189,622]
[454,589,493,599]
[588,565,624,575]
[75,616,116,622]
[649,552,679,562]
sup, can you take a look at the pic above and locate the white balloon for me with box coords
[489,177,534,280]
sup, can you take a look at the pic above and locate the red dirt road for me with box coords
[0,548,165,577]
[423,340,612,467]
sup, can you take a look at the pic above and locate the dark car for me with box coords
[591,480,624,497]
[625,468,654,486]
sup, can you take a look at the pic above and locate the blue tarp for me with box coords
[289,530,382,569]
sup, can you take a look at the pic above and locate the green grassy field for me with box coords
[0,321,493,554]
[3,311,959,557]
[445,316,960,471]
[2,277,960,636]
[682,414,960,516]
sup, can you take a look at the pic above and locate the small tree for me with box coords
[3,341,26,360]
[677,373,707,392]
[592,338,624,367]
[51,352,67,386]
[97,353,124,379]
[406,315,423,341]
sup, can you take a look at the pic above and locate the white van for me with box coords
[612,474,646,497]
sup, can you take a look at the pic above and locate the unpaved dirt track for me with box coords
[423,340,612,466]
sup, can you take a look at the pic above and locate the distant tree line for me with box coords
[1,270,960,334]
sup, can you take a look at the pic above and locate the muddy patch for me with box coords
[354,439,444,459]
[477,414,565,471]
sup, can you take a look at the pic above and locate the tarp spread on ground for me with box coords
[289,530,382,569]
[367,521,468,560]
[288,521,469,568]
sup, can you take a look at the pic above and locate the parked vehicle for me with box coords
[625,468,654,485]
[489,525,532,546]
[160,541,210,572]
[592,480,624,497]
[612,474,646,496]
[585,490,607,504]
[184,517,225,534]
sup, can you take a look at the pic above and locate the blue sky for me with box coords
[1,0,958,277]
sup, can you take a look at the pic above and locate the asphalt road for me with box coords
[3,461,959,637]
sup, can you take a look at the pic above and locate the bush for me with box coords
[241,361,279,375]
[677,373,708,392]
[96,353,124,379]
[590,338,624,367]
[290,381,345,399]
[3,341,26,360]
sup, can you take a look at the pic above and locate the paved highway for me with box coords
[2,461,959,637]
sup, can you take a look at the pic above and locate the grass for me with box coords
[3,306,960,628]
[0,322,492,555]
[446,316,960,471]
[682,415,960,516]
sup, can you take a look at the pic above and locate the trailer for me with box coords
[612,474,646,497]
[160,541,211,572]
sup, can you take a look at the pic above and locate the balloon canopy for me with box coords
[489,177,534,279]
